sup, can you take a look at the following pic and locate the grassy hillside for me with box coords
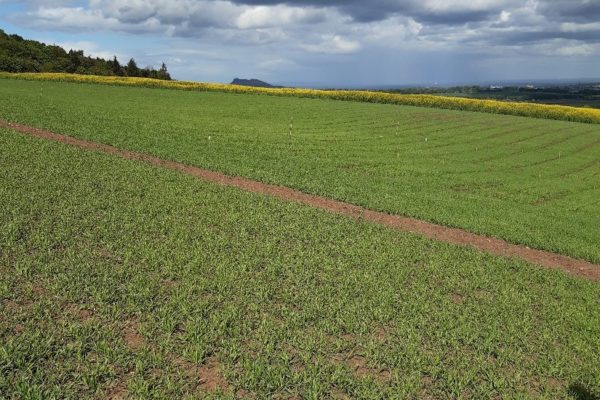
[1,128,599,399]
[0,78,598,263]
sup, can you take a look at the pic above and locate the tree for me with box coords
[157,62,171,80]
[111,56,122,75]
[126,58,140,77]
[67,49,83,73]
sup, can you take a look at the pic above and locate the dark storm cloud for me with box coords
[228,0,509,24]
[228,0,406,22]
[537,0,600,23]
[466,29,600,47]
[507,30,600,46]
[413,10,495,25]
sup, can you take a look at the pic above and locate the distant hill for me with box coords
[231,78,280,88]
[0,29,171,80]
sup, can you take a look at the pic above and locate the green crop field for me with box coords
[1,77,600,399]
[0,78,599,263]
[1,128,599,399]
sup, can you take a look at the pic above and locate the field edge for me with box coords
[2,72,600,124]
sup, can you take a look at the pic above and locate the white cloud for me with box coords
[560,21,600,33]
[423,0,521,13]
[26,6,120,31]
[235,5,327,29]
[301,35,361,54]
[354,16,423,44]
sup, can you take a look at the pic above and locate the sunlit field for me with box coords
[1,76,599,399]
[1,78,599,262]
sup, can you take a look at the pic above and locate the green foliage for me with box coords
[0,79,598,263]
[1,129,599,399]
[0,29,171,80]
[126,58,139,77]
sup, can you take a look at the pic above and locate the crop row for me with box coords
[2,72,600,124]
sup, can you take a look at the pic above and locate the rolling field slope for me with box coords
[0,78,598,263]
[1,128,599,399]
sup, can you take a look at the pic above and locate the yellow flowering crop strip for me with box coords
[2,72,600,124]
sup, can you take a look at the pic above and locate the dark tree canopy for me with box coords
[126,58,139,77]
[0,29,172,80]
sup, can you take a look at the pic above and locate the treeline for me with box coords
[0,29,171,80]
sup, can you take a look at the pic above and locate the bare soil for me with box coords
[173,355,231,393]
[106,377,130,400]
[14,323,25,334]
[2,118,598,281]
[115,313,232,394]
[122,320,144,350]
[332,353,392,382]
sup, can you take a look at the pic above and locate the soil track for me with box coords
[2,118,599,281]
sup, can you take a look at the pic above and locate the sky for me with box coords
[1,0,599,87]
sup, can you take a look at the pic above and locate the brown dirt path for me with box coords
[1,119,598,281]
